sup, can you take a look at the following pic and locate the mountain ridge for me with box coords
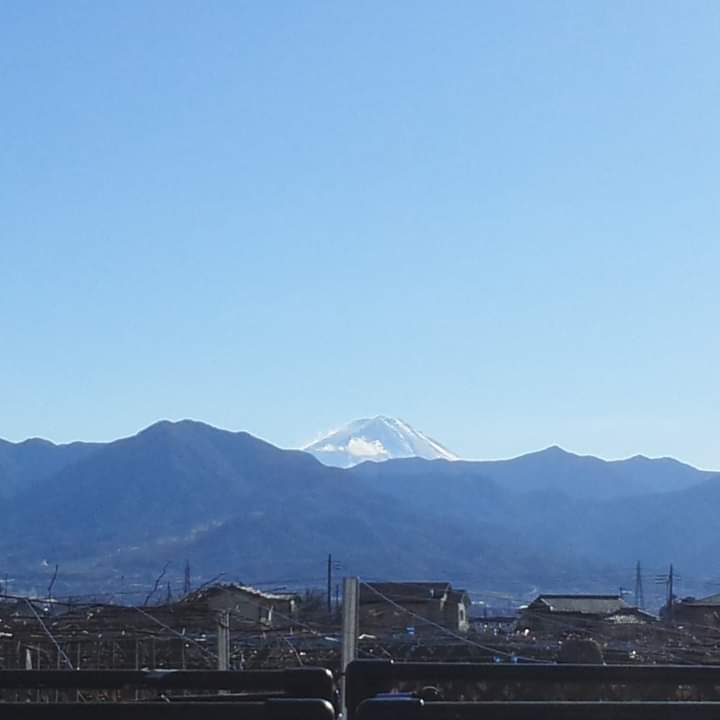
[1,420,541,591]
[1,421,710,479]
[2,419,719,598]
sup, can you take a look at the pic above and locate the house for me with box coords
[179,584,299,628]
[673,593,720,628]
[359,582,470,634]
[519,594,636,633]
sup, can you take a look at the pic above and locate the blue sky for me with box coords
[1,1,719,467]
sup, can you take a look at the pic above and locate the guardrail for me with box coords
[356,698,720,720]
[0,699,335,720]
[9,661,720,719]
[0,668,335,701]
[346,660,720,719]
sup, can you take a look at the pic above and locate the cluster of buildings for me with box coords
[355,584,657,636]
[6,579,720,642]
[172,582,720,636]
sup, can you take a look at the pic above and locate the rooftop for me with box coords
[360,582,454,605]
[181,583,296,605]
[530,594,629,615]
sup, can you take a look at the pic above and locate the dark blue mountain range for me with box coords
[1,420,717,597]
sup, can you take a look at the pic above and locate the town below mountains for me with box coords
[1,418,718,602]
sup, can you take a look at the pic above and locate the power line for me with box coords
[130,605,218,664]
[24,599,75,670]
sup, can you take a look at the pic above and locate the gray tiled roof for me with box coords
[532,594,629,615]
[360,582,452,604]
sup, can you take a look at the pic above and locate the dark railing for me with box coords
[0,700,335,720]
[346,660,720,720]
[356,698,720,720]
[9,661,720,720]
[0,669,337,719]
[0,668,334,701]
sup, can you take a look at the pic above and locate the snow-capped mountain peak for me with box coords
[303,416,458,468]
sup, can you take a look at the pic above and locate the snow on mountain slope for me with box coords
[303,416,459,468]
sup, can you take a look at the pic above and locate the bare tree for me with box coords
[143,562,171,606]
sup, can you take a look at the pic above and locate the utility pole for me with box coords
[634,561,645,609]
[341,577,359,717]
[327,555,342,615]
[656,564,676,625]
[184,560,191,596]
[327,554,332,615]
[217,610,230,671]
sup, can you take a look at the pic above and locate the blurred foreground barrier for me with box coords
[0,668,335,702]
[356,698,720,720]
[346,660,720,720]
[0,699,335,720]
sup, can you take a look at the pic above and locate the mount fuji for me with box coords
[303,416,459,468]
